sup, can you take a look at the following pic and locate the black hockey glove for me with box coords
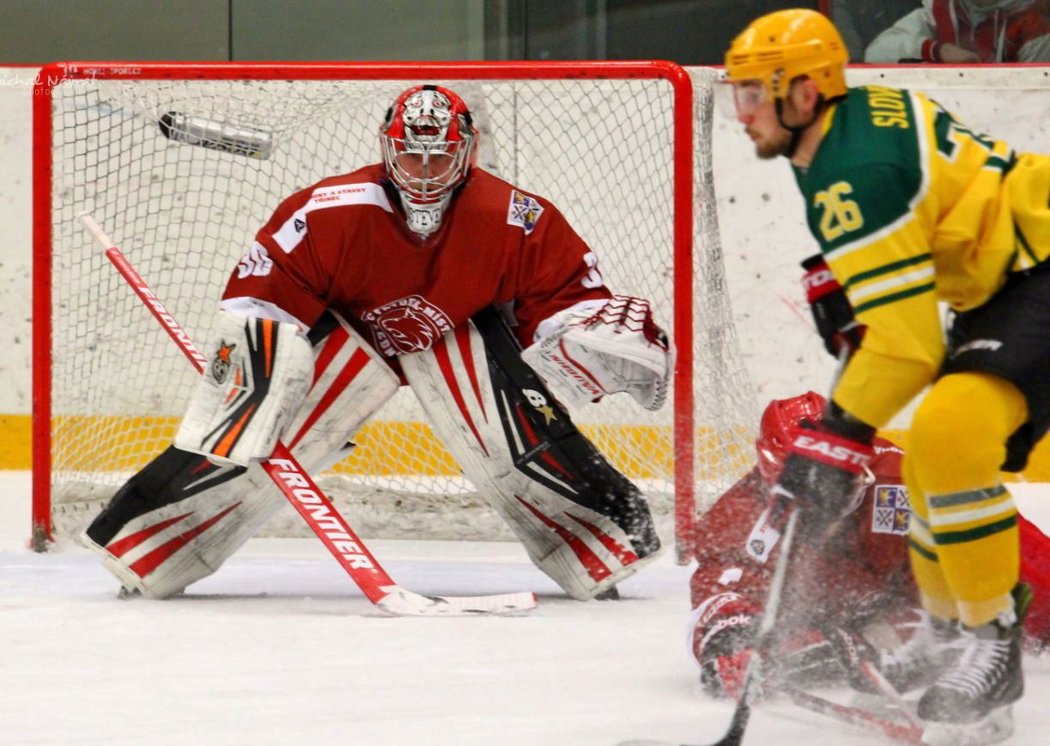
[773,411,875,534]
[801,254,865,358]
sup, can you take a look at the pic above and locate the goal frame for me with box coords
[31,60,699,555]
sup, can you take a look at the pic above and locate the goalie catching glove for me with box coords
[521,295,671,411]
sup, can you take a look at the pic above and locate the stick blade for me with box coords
[376,586,538,617]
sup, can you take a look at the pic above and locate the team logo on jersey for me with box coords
[362,295,454,356]
[744,507,782,564]
[872,484,911,536]
[507,190,544,235]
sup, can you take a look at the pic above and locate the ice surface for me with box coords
[2,472,1049,745]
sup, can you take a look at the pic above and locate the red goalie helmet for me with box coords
[380,84,479,236]
[755,391,827,484]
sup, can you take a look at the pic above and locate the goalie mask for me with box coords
[381,84,479,237]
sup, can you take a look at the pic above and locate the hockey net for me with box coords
[32,62,757,559]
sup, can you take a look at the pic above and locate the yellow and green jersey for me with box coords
[794,84,1050,428]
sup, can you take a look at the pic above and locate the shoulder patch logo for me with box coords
[507,190,544,235]
[872,484,911,536]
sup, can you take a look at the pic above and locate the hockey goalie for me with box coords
[82,83,669,601]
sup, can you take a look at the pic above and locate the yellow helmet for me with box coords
[725,9,848,101]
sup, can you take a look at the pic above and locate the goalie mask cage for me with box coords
[32,61,757,562]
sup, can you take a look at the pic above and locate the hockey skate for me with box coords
[917,584,1032,746]
[879,612,965,693]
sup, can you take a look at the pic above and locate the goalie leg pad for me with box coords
[401,306,661,600]
[84,312,399,597]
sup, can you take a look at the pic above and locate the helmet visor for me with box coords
[717,79,769,118]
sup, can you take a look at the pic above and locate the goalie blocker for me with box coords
[83,306,660,600]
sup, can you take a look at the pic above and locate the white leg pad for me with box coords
[83,312,399,598]
[401,313,661,600]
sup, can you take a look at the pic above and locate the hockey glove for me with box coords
[773,414,875,534]
[693,593,760,700]
[801,254,865,358]
[523,296,672,411]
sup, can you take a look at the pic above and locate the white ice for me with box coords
[2,472,1049,746]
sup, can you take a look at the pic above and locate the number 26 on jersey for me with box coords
[814,181,864,242]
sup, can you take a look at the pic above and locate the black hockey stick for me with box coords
[617,508,799,746]
[617,677,921,746]
[701,501,800,746]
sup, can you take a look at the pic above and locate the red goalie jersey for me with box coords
[690,392,1050,697]
[221,164,610,356]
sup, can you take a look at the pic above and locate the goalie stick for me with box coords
[78,211,537,617]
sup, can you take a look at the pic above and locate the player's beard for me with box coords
[754,127,794,160]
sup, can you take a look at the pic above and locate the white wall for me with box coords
[0,68,34,412]
[5,65,1050,417]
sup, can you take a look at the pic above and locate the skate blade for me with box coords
[921,705,1014,745]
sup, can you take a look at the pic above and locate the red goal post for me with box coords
[32,61,757,560]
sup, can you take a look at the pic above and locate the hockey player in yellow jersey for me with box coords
[723,7,1050,744]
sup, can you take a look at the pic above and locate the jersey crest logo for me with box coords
[362,295,454,356]
[507,190,543,235]
[872,484,911,536]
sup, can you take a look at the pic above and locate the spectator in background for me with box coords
[865,0,1050,63]
[831,0,922,61]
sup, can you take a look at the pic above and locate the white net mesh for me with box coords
[38,64,757,553]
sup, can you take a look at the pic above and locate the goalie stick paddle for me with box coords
[78,211,537,617]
